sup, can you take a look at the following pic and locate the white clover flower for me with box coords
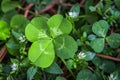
[78,52,86,58]
[11,63,18,71]
[110,74,113,79]
[109,74,117,80]
[68,12,79,18]
[19,35,26,43]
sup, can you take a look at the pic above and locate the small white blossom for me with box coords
[110,74,113,79]
[78,52,86,58]
[68,12,79,18]
[19,35,26,43]
[11,63,18,71]
[109,74,117,80]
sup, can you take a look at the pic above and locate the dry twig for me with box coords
[96,53,120,62]
[0,46,7,62]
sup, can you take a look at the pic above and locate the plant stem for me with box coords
[57,5,61,14]
[80,0,86,7]
[96,53,120,62]
[61,58,75,79]
[24,3,34,18]
[0,45,7,62]
[17,5,35,16]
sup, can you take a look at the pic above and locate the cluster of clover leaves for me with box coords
[90,20,120,53]
[25,14,78,68]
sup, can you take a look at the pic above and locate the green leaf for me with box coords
[115,0,120,9]
[7,75,14,80]
[76,39,84,46]
[6,38,19,55]
[0,10,17,23]
[106,33,120,48]
[83,32,87,38]
[90,38,104,53]
[41,0,54,5]
[25,16,49,42]
[35,4,45,10]
[27,67,37,80]
[45,62,63,74]
[21,58,30,67]
[70,3,80,14]
[10,15,29,33]
[86,13,98,24]
[0,20,10,40]
[76,69,97,80]
[92,57,116,73]
[92,57,102,67]
[54,35,77,59]
[84,51,96,61]
[28,38,55,68]
[99,60,116,73]
[89,6,96,12]
[47,14,72,38]
[66,59,74,69]
[88,34,96,41]
[27,0,39,4]
[94,70,103,80]
[84,0,94,13]
[10,58,19,64]
[2,64,11,74]
[0,64,2,73]
[56,76,66,80]
[11,30,22,40]
[109,71,120,80]
[81,25,92,34]
[1,0,20,13]
[92,20,109,37]
[95,1,103,9]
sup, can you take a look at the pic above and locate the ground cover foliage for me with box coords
[0,0,120,80]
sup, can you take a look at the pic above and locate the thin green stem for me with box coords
[72,20,80,37]
[61,58,75,79]
[78,15,86,18]
[57,5,62,14]
[72,24,78,34]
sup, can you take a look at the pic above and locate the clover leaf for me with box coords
[47,14,72,38]
[76,69,97,80]
[91,20,109,53]
[84,51,96,61]
[106,33,120,48]
[54,35,77,59]
[28,38,55,68]
[25,16,49,42]
[45,62,63,74]
[92,57,116,73]
[90,38,104,53]
[1,0,20,13]
[10,15,29,34]
[92,20,109,37]
[0,20,10,40]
